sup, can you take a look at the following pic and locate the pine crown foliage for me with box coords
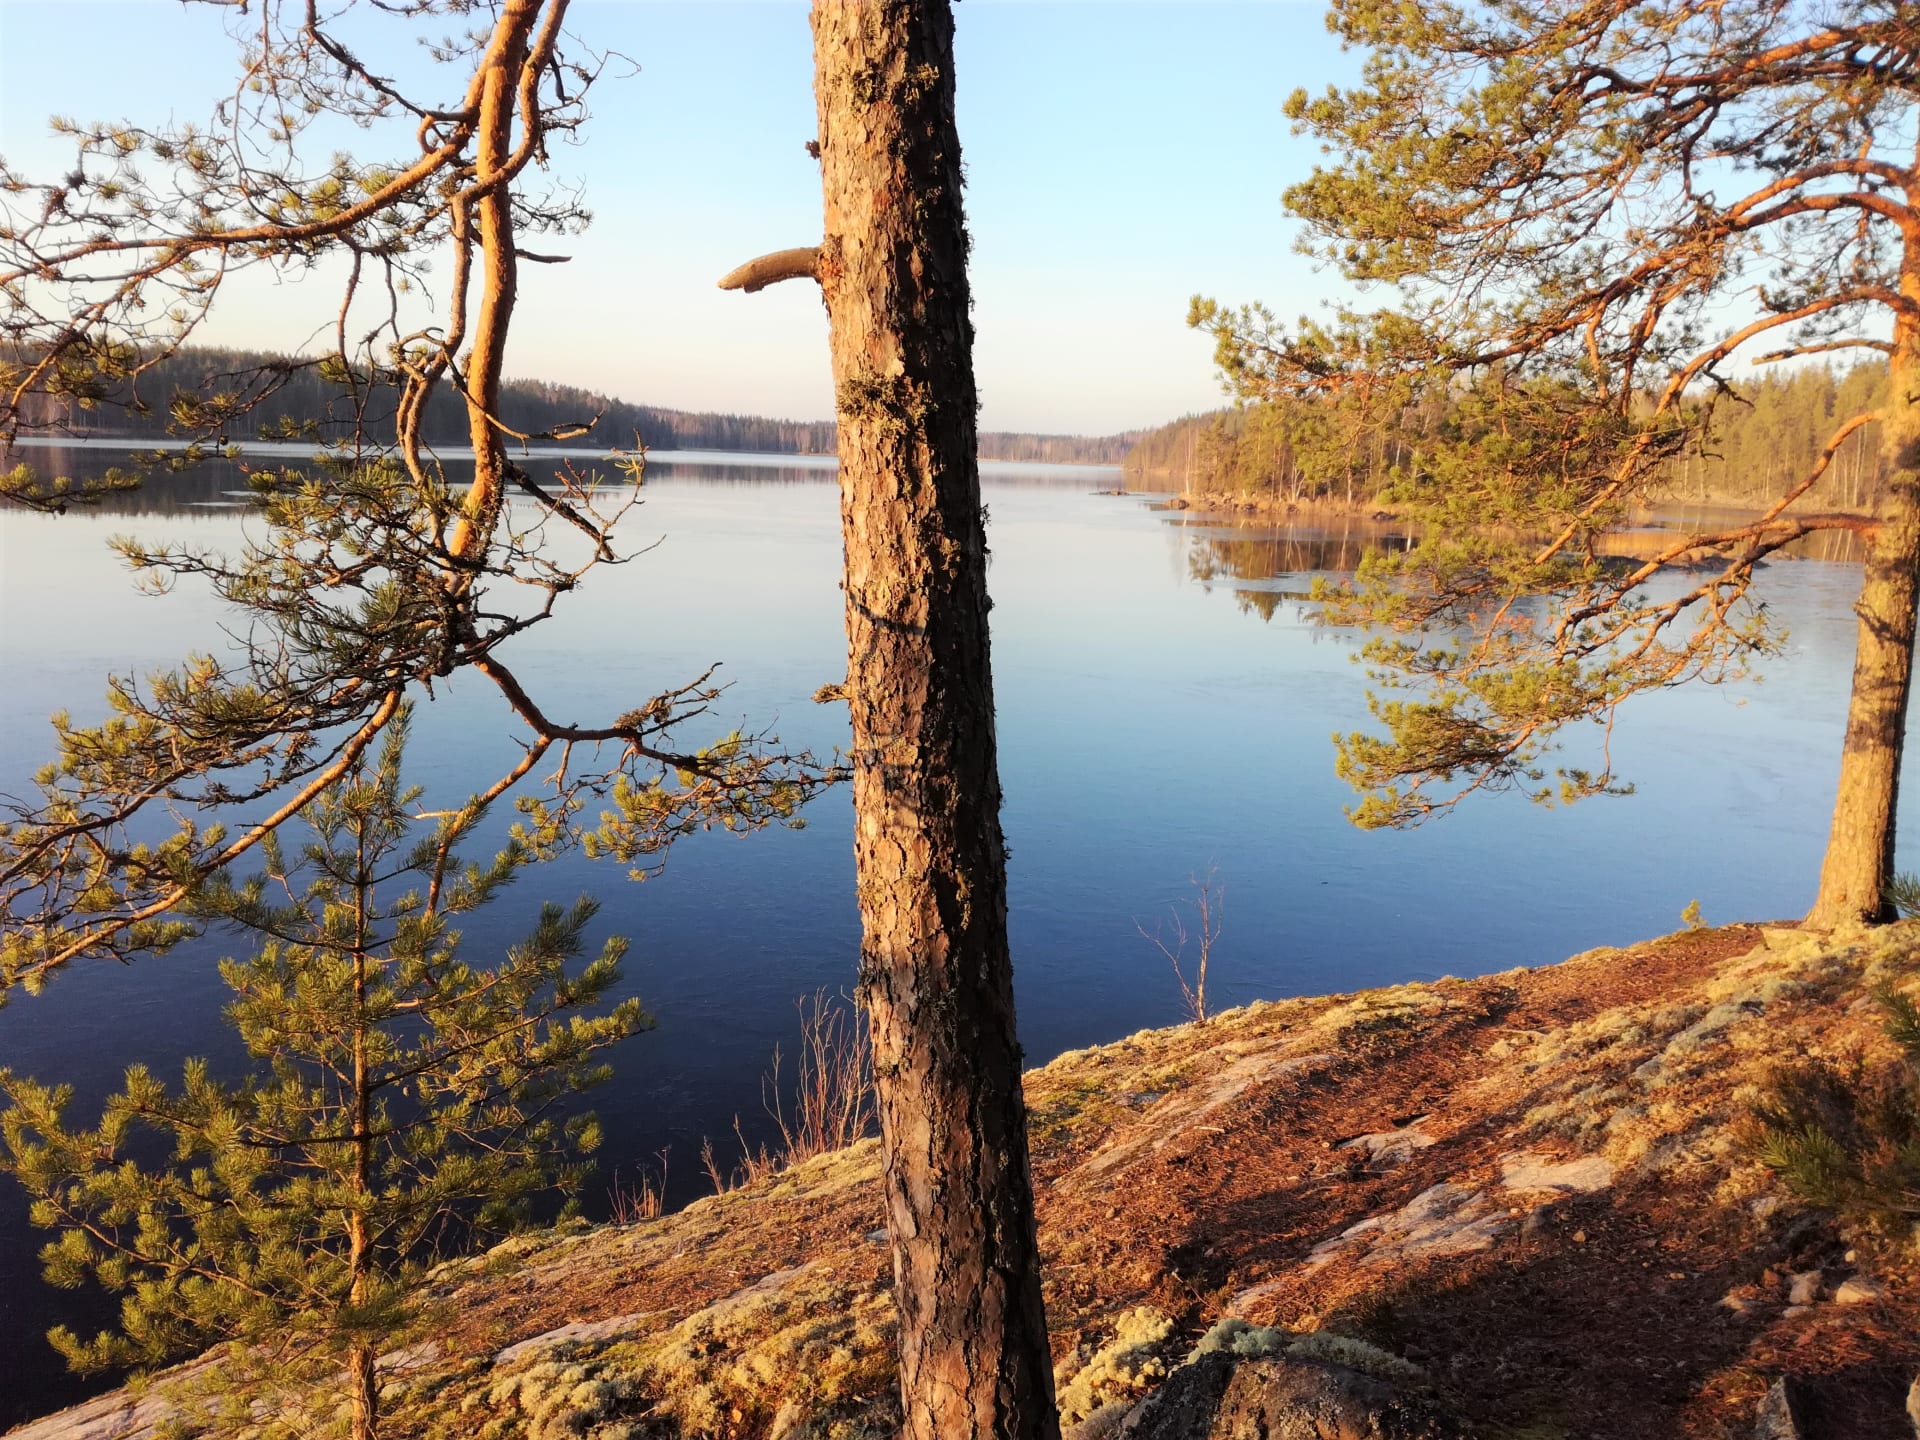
[1186,0,1920,831]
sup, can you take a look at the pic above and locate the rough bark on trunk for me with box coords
[810,4,1059,1437]
[350,830,378,1440]
[348,1339,378,1440]
[1810,269,1920,927]
[445,0,540,567]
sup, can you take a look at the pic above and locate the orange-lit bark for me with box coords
[811,4,1059,1436]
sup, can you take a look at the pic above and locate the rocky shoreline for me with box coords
[11,921,1918,1439]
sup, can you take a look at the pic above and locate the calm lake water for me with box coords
[0,444,1908,1421]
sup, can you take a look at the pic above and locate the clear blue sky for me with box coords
[0,1,1357,435]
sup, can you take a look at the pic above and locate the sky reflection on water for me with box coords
[0,449,1908,1421]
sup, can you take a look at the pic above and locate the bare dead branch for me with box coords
[717,247,822,294]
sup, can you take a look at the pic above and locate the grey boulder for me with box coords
[1752,1377,1807,1440]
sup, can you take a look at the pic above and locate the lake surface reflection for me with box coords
[0,446,1909,1421]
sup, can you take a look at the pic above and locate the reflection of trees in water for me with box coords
[1184,528,1409,583]
[1231,588,1288,622]
[639,461,836,488]
[1774,530,1862,565]
[1176,513,1863,628]
[1175,514,1850,587]
[9,449,252,517]
[1176,518,1411,621]
[1600,523,1862,567]
[1174,519,1411,625]
[4,446,1114,516]
[5,446,820,517]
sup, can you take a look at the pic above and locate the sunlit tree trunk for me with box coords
[446,0,539,566]
[348,1330,377,1440]
[1811,270,1920,927]
[350,815,378,1440]
[810,4,1059,1436]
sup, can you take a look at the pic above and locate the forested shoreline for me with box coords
[1125,359,1892,513]
[10,0,1920,1434]
[12,347,1138,466]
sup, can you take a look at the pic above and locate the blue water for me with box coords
[0,447,1904,1422]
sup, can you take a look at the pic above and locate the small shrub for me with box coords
[768,990,875,1163]
[1749,986,1920,1245]
[1136,870,1224,1024]
[701,990,874,1194]
[608,1151,669,1226]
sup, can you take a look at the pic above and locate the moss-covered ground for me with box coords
[14,922,1920,1439]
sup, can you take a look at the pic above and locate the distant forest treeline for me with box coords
[14,348,1139,465]
[1124,360,1893,512]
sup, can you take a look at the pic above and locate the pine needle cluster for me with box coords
[1750,985,1920,1249]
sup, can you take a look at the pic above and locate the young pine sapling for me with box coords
[1,721,648,1440]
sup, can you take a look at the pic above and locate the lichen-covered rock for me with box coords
[453,1262,898,1440]
[1303,1182,1510,1271]
[494,1314,657,1367]
[1073,1053,1338,1183]
[476,1359,646,1440]
[1065,1399,1140,1440]
[1118,1353,1462,1439]
[2,1358,219,1440]
[22,921,1920,1440]
[1832,1275,1885,1305]
[1497,1152,1615,1197]
[1339,1126,1436,1170]
[1184,1319,1425,1388]
[1114,1353,1238,1440]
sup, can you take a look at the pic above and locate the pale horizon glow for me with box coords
[0,1,1357,436]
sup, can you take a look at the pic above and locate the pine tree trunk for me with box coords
[810,4,1059,1437]
[1809,286,1920,927]
[446,0,539,565]
[349,1340,378,1440]
[350,831,379,1440]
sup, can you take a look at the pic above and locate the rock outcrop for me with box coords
[12,922,1920,1438]
[1115,1352,1462,1440]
